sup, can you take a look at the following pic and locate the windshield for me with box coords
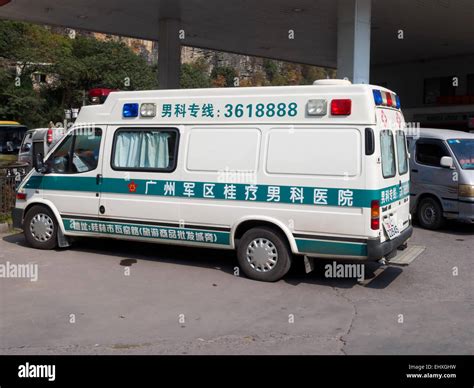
[447,139,474,170]
[0,126,27,155]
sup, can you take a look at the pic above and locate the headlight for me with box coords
[459,184,474,197]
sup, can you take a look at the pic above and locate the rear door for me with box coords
[377,109,410,242]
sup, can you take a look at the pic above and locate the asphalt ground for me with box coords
[0,222,472,355]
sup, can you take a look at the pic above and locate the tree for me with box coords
[211,66,237,87]
[181,59,211,88]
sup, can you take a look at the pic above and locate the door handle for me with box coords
[96,174,102,185]
[411,169,418,173]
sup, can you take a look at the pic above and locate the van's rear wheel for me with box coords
[417,197,444,230]
[24,206,58,250]
[237,227,292,282]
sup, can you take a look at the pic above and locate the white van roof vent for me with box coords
[313,79,352,86]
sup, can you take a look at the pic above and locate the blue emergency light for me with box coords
[373,90,383,105]
[123,103,139,118]
[373,89,401,109]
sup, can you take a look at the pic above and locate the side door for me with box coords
[97,126,181,240]
[412,138,458,214]
[41,127,104,223]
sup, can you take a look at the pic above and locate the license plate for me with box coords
[383,219,401,240]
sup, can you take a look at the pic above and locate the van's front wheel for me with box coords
[417,197,444,230]
[237,227,292,282]
[24,206,58,250]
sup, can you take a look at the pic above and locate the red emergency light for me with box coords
[88,88,116,104]
[330,99,352,116]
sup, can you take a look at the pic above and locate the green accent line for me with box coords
[24,175,410,208]
[295,238,368,257]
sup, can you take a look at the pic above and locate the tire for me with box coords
[23,205,58,250]
[417,197,444,230]
[237,227,292,282]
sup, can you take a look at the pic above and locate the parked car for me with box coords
[407,128,474,229]
[18,127,63,168]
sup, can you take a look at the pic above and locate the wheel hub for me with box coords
[30,213,54,242]
[246,238,278,272]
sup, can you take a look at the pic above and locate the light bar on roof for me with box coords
[372,89,401,109]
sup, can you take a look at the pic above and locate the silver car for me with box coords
[18,128,62,168]
[407,128,474,229]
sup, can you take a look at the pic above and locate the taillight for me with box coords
[371,200,380,230]
[47,128,53,144]
[330,99,352,115]
[16,192,27,200]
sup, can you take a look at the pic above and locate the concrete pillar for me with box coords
[158,18,181,89]
[336,0,371,84]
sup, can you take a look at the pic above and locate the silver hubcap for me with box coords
[246,238,278,272]
[30,213,54,242]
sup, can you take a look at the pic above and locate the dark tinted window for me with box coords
[415,140,450,167]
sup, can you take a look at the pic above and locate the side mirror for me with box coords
[440,156,454,169]
[34,152,49,174]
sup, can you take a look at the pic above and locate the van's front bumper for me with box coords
[12,207,23,229]
[366,225,413,261]
[458,199,474,223]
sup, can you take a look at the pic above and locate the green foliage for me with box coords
[181,59,211,88]
[0,21,157,128]
[211,66,237,87]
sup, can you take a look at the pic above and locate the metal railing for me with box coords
[0,163,29,219]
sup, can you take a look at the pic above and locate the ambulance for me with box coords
[12,79,413,282]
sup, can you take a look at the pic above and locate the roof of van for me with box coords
[76,82,398,126]
[412,128,474,140]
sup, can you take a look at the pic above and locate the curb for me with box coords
[0,222,10,233]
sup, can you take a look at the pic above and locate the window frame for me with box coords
[395,130,408,176]
[110,127,180,173]
[380,129,396,179]
[46,128,103,175]
[415,138,451,168]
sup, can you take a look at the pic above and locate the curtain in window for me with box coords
[114,131,170,169]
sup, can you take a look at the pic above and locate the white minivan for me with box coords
[13,80,413,282]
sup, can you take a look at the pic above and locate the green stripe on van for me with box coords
[24,175,409,208]
[295,238,368,257]
[62,218,230,246]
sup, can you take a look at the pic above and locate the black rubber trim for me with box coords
[293,233,367,244]
[60,214,230,232]
[12,208,23,229]
[366,225,413,261]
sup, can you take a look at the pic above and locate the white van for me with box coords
[13,80,413,282]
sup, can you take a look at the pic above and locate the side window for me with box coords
[415,140,449,167]
[71,128,102,173]
[49,128,102,174]
[112,128,178,171]
[50,135,74,174]
[380,130,396,178]
[395,131,408,175]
